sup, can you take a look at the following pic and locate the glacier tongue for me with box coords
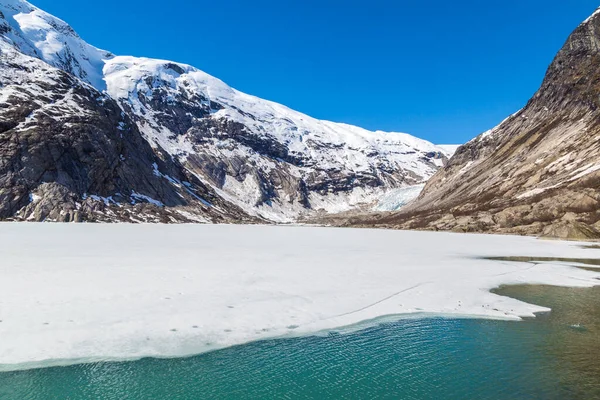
[375,184,425,211]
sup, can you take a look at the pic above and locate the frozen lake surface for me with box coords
[0,223,598,371]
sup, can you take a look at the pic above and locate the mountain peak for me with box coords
[533,5,600,114]
[0,0,112,90]
[582,7,600,25]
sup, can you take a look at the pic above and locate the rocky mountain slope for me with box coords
[330,8,600,239]
[0,38,255,223]
[0,0,451,223]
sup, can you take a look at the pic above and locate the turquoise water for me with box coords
[1,285,599,400]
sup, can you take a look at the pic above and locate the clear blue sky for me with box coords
[32,0,599,144]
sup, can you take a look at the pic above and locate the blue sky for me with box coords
[32,0,599,144]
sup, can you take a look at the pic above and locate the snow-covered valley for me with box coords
[0,223,598,372]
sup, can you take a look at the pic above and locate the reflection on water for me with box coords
[1,270,599,399]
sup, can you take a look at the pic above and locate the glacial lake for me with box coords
[1,284,598,400]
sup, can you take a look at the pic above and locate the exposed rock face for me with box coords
[0,0,450,223]
[327,9,600,239]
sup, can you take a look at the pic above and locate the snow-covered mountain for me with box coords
[0,0,451,223]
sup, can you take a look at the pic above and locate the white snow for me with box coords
[470,110,523,144]
[130,191,164,207]
[436,144,461,158]
[517,184,560,200]
[458,161,474,175]
[28,192,41,203]
[87,194,117,206]
[583,7,600,24]
[568,163,600,181]
[0,0,113,90]
[0,224,598,372]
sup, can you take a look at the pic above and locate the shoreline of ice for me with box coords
[0,310,550,373]
[0,224,599,372]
